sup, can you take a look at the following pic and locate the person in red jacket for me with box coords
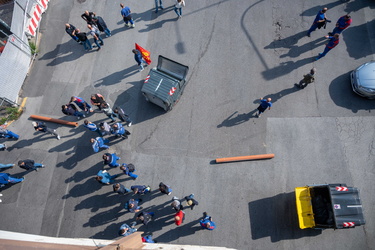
[174,210,185,226]
[329,15,352,35]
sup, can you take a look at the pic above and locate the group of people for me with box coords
[307,8,352,60]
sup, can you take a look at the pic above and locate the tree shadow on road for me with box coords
[299,1,345,17]
[343,19,375,60]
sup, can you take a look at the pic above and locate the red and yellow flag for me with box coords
[135,43,152,65]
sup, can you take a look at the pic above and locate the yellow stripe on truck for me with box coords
[295,187,315,229]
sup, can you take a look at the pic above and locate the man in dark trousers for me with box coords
[307,8,329,37]
[315,34,339,60]
[256,98,272,118]
[65,24,79,43]
[93,16,111,37]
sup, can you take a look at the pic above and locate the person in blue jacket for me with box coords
[0,173,24,187]
[111,123,130,139]
[95,170,119,185]
[256,98,272,118]
[91,137,110,153]
[315,34,339,60]
[120,163,138,180]
[307,8,328,37]
[0,127,19,140]
[200,212,216,230]
[118,222,137,236]
[103,153,120,167]
[132,49,147,72]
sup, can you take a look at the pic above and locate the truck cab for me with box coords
[141,56,189,111]
[295,184,365,229]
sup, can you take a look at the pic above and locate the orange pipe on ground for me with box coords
[30,115,78,127]
[216,154,275,163]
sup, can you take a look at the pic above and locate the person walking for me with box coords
[113,183,131,194]
[200,212,216,230]
[100,102,117,123]
[297,68,316,89]
[70,96,93,114]
[175,209,185,226]
[125,198,142,213]
[91,137,110,152]
[136,211,155,225]
[95,170,119,185]
[184,194,199,210]
[32,121,60,140]
[0,126,19,140]
[256,98,272,118]
[65,24,80,43]
[132,49,147,72]
[315,34,339,60]
[120,3,135,28]
[0,173,24,187]
[118,222,137,237]
[103,153,120,167]
[0,144,7,151]
[307,8,329,37]
[61,104,85,119]
[87,24,104,51]
[120,163,138,180]
[81,10,96,25]
[111,122,130,139]
[18,159,45,172]
[73,29,92,51]
[329,15,352,35]
[174,0,185,18]
[83,120,101,135]
[93,16,111,37]
[113,107,132,127]
[0,163,14,169]
[171,196,183,211]
[90,93,106,110]
[159,182,172,195]
[131,185,151,195]
[154,0,164,13]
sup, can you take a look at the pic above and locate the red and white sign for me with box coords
[26,0,51,37]
[169,87,176,96]
[336,186,348,191]
[343,222,355,227]
[144,75,150,83]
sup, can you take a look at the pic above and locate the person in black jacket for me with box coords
[93,16,111,37]
[18,159,45,172]
[73,29,92,51]
[32,121,60,140]
[65,23,80,42]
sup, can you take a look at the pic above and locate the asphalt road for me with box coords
[1,0,375,249]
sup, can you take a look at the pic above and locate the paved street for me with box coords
[1,0,375,249]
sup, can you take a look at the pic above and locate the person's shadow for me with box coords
[154,220,202,243]
[262,57,316,80]
[279,37,326,58]
[94,66,139,87]
[257,86,301,106]
[264,31,307,50]
[217,110,257,128]
[300,1,345,17]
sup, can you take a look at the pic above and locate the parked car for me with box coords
[351,61,375,98]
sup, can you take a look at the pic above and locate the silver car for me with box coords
[351,61,375,98]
